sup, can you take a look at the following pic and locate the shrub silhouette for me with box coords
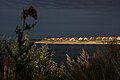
[1,6,65,80]
[0,6,120,80]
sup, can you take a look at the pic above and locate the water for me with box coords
[37,44,111,63]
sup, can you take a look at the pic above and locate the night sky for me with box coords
[0,0,120,39]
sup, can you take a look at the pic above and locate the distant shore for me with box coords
[35,41,120,45]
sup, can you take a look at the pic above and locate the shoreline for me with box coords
[35,41,120,45]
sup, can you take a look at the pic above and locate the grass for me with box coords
[66,47,120,80]
[0,6,120,80]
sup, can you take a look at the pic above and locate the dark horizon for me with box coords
[0,0,120,39]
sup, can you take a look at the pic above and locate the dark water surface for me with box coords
[37,44,112,63]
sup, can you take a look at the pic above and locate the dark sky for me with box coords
[0,0,120,39]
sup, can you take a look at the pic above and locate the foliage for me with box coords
[0,6,65,80]
[0,6,120,80]
[66,48,120,80]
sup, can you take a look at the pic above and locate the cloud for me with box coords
[0,0,120,9]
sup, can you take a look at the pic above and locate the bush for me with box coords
[0,6,65,80]
[0,6,120,80]
[66,48,120,80]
